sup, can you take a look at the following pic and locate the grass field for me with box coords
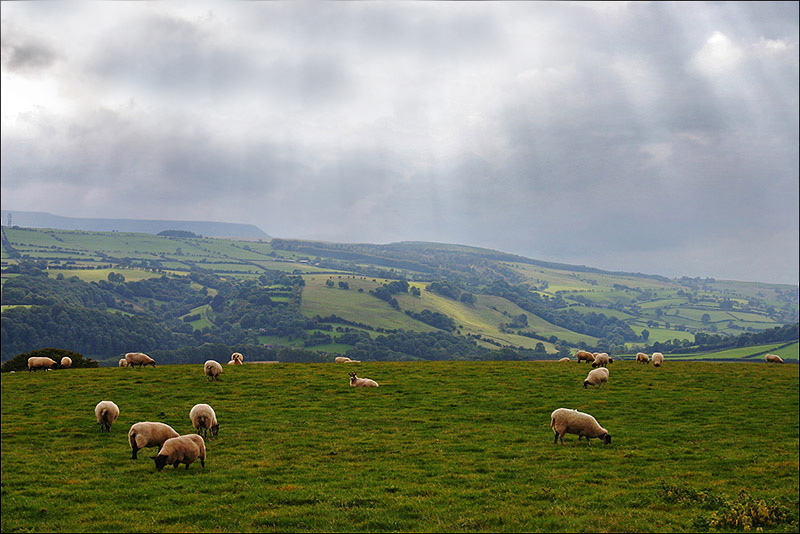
[1,361,797,533]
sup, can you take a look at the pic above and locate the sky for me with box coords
[1,1,798,285]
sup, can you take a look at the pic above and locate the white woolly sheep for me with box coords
[125,352,156,368]
[227,359,241,365]
[152,434,206,471]
[204,360,223,381]
[583,367,609,389]
[551,408,611,445]
[559,357,571,362]
[118,358,128,368]
[335,356,352,363]
[128,422,180,460]
[60,356,72,369]
[576,350,595,364]
[636,352,650,364]
[27,357,57,372]
[230,352,244,364]
[652,352,664,367]
[189,403,219,439]
[349,372,378,387]
[592,353,612,368]
[95,400,120,432]
[765,354,784,364]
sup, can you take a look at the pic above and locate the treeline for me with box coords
[1,348,98,372]
[655,323,800,354]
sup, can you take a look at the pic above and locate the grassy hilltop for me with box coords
[1,360,798,532]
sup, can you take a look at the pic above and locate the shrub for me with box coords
[1,348,98,372]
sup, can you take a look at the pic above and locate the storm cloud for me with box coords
[1,1,797,284]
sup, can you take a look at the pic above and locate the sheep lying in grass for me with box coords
[349,372,378,387]
[592,353,612,368]
[636,352,650,364]
[335,357,362,363]
[204,360,223,381]
[95,401,119,432]
[189,404,219,440]
[118,358,128,368]
[60,357,72,369]
[559,357,571,362]
[765,354,784,364]
[28,357,57,372]
[583,367,609,389]
[152,434,206,471]
[551,408,611,445]
[125,352,156,368]
[652,352,664,367]
[576,350,595,364]
[128,422,180,460]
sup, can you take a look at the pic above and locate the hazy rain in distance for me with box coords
[1,1,798,284]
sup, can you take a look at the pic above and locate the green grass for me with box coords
[2,361,797,533]
[668,343,791,361]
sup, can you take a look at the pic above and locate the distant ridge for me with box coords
[0,210,270,239]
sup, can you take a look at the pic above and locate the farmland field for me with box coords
[1,361,797,533]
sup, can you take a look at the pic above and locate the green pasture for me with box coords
[45,268,166,283]
[630,325,694,344]
[1,361,797,533]
[769,342,800,360]
[668,343,790,361]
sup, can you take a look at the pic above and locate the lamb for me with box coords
[60,356,72,369]
[125,352,156,368]
[335,357,362,363]
[575,350,595,364]
[95,400,120,432]
[551,408,611,445]
[27,357,57,372]
[151,434,206,471]
[652,352,664,367]
[559,357,571,362]
[636,352,650,364]
[118,358,128,368]
[128,422,180,460]
[189,403,219,440]
[349,372,378,387]
[583,367,609,388]
[204,360,223,381]
[592,353,612,367]
[765,354,784,364]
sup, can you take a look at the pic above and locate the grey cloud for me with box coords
[1,22,61,73]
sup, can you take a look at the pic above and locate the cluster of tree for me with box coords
[404,309,457,331]
[1,348,98,372]
[664,322,799,354]
[157,230,202,238]
[369,280,409,310]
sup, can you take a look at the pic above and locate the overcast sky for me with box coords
[2,2,798,284]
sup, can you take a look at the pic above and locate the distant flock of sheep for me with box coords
[25,345,787,460]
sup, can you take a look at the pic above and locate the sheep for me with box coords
[551,408,611,445]
[583,367,609,388]
[128,422,180,460]
[118,358,128,368]
[95,401,120,432]
[125,352,156,368]
[335,357,362,363]
[559,357,571,362]
[151,434,206,471]
[349,372,378,387]
[765,354,784,364]
[230,352,244,364]
[575,350,595,364]
[204,360,223,381]
[189,403,219,440]
[592,353,612,368]
[652,352,664,367]
[636,352,650,364]
[60,356,72,369]
[27,357,57,372]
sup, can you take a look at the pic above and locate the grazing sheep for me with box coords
[27,357,57,372]
[551,408,611,445]
[583,367,609,389]
[636,352,650,364]
[765,354,784,364]
[349,372,378,387]
[125,352,156,368]
[152,434,206,471]
[592,353,612,368]
[128,422,180,460]
[576,350,595,364]
[60,356,72,369]
[652,352,664,367]
[204,360,223,381]
[118,358,128,368]
[189,404,219,440]
[559,357,571,362]
[95,401,120,432]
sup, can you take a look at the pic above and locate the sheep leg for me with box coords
[553,432,559,445]
[131,447,138,460]
[200,458,205,468]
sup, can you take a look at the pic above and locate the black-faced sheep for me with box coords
[551,408,611,445]
[125,352,156,368]
[583,367,609,389]
[151,434,206,471]
[765,354,784,364]
[189,403,219,439]
[28,357,57,372]
[652,352,664,367]
[636,352,650,364]
[576,350,595,364]
[349,372,378,387]
[204,360,223,381]
[95,400,119,432]
[128,422,180,460]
